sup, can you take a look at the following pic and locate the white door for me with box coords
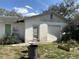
[39,24,48,41]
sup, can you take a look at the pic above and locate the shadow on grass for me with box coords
[19,50,29,59]
[21,50,28,53]
[19,57,29,59]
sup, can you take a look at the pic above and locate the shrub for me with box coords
[0,34,24,45]
[60,22,79,43]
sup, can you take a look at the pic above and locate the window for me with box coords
[5,24,11,35]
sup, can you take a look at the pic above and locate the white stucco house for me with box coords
[0,11,67,43]
[24,12,67,43]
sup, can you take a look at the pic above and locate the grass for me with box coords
[0,43,78,59]
[37,43,79,59]
[0,45,28,59]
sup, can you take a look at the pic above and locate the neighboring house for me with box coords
[0,11,67,43]
[0,16,25,40]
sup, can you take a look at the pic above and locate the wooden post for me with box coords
[28,44,38,59]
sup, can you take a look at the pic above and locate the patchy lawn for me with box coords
[0,45,28,59]
[0,43,79,59]
[38,43,79,59]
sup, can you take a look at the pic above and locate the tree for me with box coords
[48,0,78,20]
[60,13,79,43]
[0,8,21,17]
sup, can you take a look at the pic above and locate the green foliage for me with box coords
[48,0,78,20]
[61,21,79,43]
[0,8,21,16]
[0,34,24,45]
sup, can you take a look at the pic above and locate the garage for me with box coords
[48,25,62,39]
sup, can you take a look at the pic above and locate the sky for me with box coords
[0,0,64,16]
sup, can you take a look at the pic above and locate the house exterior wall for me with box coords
[0,21,14,38]
[25,14,66,43]
[25,18,48,43]
[0,23,5,38]
[12,23,25,38]
[0,20,24,39]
